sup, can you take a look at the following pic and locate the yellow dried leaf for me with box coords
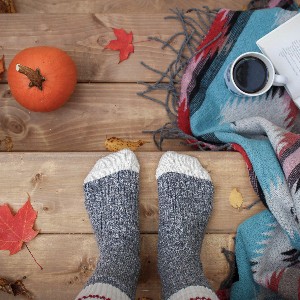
[229,188,243,209]
[105,137,148,152]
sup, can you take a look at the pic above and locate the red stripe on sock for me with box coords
[78,295,111,300]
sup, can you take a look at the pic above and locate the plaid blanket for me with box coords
[177,2,300,299]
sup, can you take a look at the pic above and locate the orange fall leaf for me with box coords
[104,28,134,63]
[105,137,149,152]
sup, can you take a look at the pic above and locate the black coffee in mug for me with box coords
[233,56,269,94]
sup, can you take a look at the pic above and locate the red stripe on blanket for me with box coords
[231,143,253,170]
[178,98,192,135]
[195,9,231,60]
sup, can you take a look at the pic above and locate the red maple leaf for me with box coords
[0,197,39,255]
[104,28,134,63]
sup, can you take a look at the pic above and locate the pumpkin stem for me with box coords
[16,64,46,91]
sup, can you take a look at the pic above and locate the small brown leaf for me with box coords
[0,55,5,80]
[105,137,149,152]
[4,136,13,151]
[0,136,13,151]
[0,277,12,294]
[0,0,16,13]
[11,280,33,298]
[0,277,32,299]
[229,188,243,209]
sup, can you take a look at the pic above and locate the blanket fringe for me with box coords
[137,7,220,150]
[143,122,231,151]
[138,2,298,151]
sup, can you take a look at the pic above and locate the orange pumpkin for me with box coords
[7,46,77,112]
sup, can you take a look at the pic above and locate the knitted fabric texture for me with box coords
[168,286,219,300]
[138,0,300,298]
[76,283,130,300]
[76,149,140,300]
[156,152,216,300]
[231,210,300,299]
[176,3,300,299]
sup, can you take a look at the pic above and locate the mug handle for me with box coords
[273,74,287,86]
[294,97,300,109]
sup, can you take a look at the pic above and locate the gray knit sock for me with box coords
[80,149,140,300]
[156,152,217,300]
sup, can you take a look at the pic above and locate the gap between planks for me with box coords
[0,83,191,152]
[0,152,265,234]
[0,233,235,300]
[13,0,251,13]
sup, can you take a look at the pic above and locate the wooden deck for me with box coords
[0,1,266,299]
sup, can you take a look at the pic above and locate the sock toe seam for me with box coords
[156,151,211,181]
[84,149,139,184]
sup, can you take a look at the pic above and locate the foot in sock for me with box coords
[156,151,218,300]
[76,149,140,300]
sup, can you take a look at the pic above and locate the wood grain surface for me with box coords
[0,233,234,299]
[0,83,189,152]
[0,152,264,234]
[0,13,197,83]
[13,0,250,13]
[0,1,277,299]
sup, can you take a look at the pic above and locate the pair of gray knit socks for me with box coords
[76,149,218,300]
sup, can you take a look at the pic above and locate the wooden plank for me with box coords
[13,0,249,13]
[2,6,294,83]
[0,13,194,82]
[0,152,265,234]
[0,233,234,299]
[0,83,189,152]
[15,0,299,14]
[1,6,296,83]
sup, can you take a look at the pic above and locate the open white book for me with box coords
[256,13,300,108]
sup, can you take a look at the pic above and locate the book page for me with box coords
[257,13,300,100]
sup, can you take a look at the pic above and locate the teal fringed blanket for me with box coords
[139,0,300,299]
[177,3,300,300]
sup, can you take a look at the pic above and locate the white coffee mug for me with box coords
[224,52,287,97]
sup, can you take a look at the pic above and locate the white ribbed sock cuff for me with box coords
[168,285,219,300]
[84,149,140,184]
[156,151,211,181]
[75,282,131,300]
